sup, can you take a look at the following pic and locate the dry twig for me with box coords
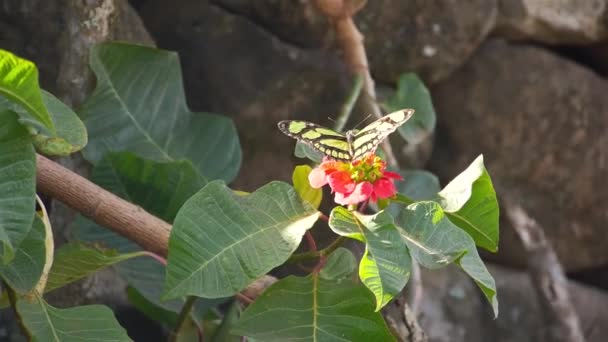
[504,196,585,342]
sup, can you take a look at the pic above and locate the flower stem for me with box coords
[287,236,347,264]
[305,231,318,252]
[170,296,197,342]
[334,74,363,132]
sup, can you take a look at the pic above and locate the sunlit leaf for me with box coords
[0,49,54,133]
[436,155,499,252]
[329,207,410,310]
[292,165,322,209]
[163,181,319,299]
[396,201,498,316]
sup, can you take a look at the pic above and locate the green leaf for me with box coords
[0,215,46,294]
[46,243,146,293]
[436,155,499,252]
[0,49,54,134]
[31,90,87,155]
[319,247,356,281]
[396,201,498,316]
[400,170,440,201]
[384,73,435,145]
[0,110,35,264]
[292,165,322,209]
[294,141,323,163]
[210,301,241,342]
[232,274,395,341]
[384,170,440,218]
[17,294,131,342]
[329,207,411,311]
[72,152,209,312]
[79,42,241,182]
[127,286,178,327]
[164,181,319,299]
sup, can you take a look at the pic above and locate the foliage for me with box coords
[0,42,499,341]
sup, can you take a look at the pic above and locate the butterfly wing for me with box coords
[350,109,415,160]
[277,120,352,161]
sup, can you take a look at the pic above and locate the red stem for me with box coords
[305,231,318,252]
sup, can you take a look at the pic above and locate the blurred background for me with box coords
[2,0,607,341]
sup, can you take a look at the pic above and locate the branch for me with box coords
[36,154,277,301]
[314,0,399,168]
[36,154,171,257]
[504,196,585,342]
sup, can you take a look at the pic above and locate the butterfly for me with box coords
[278,109,414,162]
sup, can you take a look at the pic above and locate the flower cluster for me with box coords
[308,154,402,205]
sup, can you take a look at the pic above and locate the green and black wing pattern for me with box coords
[277,121,352,161]
[350,109,414,160]
[278,109,414,162]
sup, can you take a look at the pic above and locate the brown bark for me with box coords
[36,154,171,257]
[504,196,585,342]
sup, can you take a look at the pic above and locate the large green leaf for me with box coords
[232,274,394,341]
[0,215,46,294]
[72,152,208,312]
[79,42,241,182]
[383,73,435,145]
[292,165,322,209]
[163,181,319,299]
[0,49,54,134]
[32,90,87,155]
[0,52,87,156]
[319,247,356,281]
[436,155,499,252]
[17,294,131,342]
[0,110,35,264]
[329,207,410,311]
[46,243,146,293]
[397,201,498,316]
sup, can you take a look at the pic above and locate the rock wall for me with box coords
[2,0,608,340]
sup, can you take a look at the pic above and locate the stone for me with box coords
[138,0,352,190]
[417,264,608,342]
[356,0,498,84]
[208,0,498,85]
[496,0,608,44]
[430,39,608,271]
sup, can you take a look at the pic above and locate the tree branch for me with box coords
[504,196,585,342]
[314,0,400,168]
[36,154,171,257]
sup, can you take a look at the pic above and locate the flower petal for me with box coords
[383,171,403,180]
[328,171,355,193]
[373,178,398,199]
[334,181,373,205]
[308,167,328,188]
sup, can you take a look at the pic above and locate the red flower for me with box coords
[308,154,402,205]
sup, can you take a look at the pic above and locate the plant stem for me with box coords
[334,74,363,132]
[305,231,318,252]
[287,236,347,263]
[170,296,197,342]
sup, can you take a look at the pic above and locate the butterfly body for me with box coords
[278,109,414,162]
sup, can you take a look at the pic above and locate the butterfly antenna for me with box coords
[327,116,337,123]
[351,114,373,131]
